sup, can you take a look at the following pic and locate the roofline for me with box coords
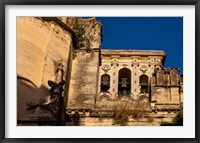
[101,49,166,56]
[101,49,167,65]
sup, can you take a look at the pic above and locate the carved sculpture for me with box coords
[26,80,65,118]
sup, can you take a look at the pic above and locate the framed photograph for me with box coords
[1,0,199,143]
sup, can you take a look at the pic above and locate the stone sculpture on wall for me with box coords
[25,80,65,125]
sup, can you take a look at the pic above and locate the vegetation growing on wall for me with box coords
[65,17,101,52]
[160,106,183,126]
[113,100,150,126]
[72,21,91,51]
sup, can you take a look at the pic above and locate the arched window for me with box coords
[101,74,110,92]
[139,74,149,93]
[118,68,131,97]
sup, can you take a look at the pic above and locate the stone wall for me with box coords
[151,68,183,104]
[17,17,102,125]
[17,17,75,123]
[65,109,178,126]
[67,49,100,109]
[67,18,102,109]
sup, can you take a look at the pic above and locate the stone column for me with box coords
[109,59,119,99]
[131,60,139,100]
[131,65,135,99]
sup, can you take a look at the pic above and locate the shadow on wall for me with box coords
[17,75,50,122]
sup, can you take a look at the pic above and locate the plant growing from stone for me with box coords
[160,105,183,126]
[113,100,149,126]
[66,17,92,52]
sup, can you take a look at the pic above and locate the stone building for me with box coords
[17,17,183,126]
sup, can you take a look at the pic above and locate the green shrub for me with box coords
[161,106,183,126]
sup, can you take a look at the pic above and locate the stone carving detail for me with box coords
[111,59,119,66]
[26,60,66,123]
[148,59,155,67]
[55,59,64,82]
[96,92,111,101]
[48,80,65,97]
[138,93,149,101]
[132,60,139,67]
[123,64,128,67]
[26,80,65,118]
[140,65,148,72]
[102,64,111,72]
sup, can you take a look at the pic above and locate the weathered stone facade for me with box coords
[17,17,75,125]
[17,17,183,126]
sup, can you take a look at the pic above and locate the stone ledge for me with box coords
[101,49,166,57]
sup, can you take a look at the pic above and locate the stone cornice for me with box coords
[101,49,167,64]
[101,49,166,57]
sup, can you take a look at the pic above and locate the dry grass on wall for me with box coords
[113,100,150,126]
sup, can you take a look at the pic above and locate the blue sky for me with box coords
[95,17,183,74]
